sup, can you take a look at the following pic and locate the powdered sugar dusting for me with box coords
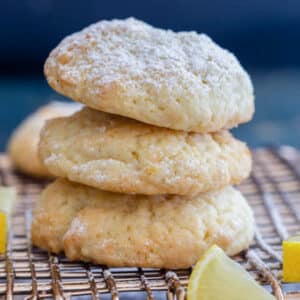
[69,17,239,88]
[45,17,254,132]
[45,153,61,164]
[69,217,87,235]
[72,163,107,183]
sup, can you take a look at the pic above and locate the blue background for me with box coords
[1,0,300,150]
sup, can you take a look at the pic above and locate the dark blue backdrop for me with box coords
[1,0,300,73]
[1,0,300,150]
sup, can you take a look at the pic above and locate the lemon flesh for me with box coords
[0,187,17,254]
[283,234,300,282]
[286,234,300,242]
[187,245,275,300]
[0,186,17,216]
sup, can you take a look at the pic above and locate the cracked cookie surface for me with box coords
[31,179,254,268]
[45,18,254,132]
[39,107,252,195]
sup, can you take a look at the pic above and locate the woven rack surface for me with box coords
[0,147,300,299]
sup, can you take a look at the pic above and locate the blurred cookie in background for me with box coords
[7,101,81,178]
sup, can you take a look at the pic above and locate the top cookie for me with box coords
[44,18,254,133]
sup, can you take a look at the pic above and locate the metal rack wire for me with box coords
[1,146,300,299]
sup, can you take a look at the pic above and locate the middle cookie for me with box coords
[39,107,252,195]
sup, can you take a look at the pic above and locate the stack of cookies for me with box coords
[32,18,255,268]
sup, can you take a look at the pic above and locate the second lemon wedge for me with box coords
[283,233,300,282]
[0,186,17,254]
[0,212,7,253]
[187,245,275,300]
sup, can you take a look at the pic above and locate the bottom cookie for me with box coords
[31,179,254,268]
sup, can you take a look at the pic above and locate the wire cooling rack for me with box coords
[1,146,300,299]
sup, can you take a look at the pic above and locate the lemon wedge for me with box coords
[0,186,17,254]
[283,233,300,282]
[0,212,7,253]
[187,245,275,300]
